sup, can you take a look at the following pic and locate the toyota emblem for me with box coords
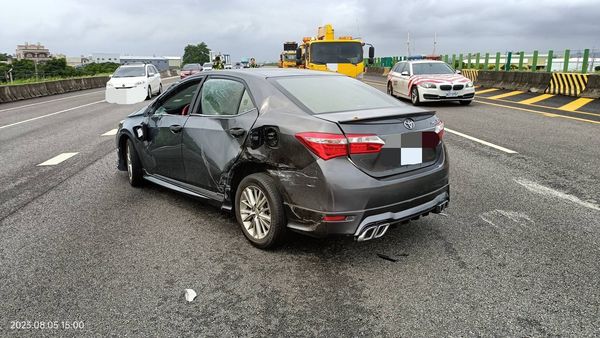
[404,118,415,130]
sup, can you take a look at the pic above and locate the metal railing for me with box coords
[368,49,600,74]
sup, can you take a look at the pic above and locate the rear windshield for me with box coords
[274,76,402,114]
[412,62,454,75]
[182,64,199,70]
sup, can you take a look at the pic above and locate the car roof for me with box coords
[118,64,148,68]
[184,68,340,81]
[406,60,445,64]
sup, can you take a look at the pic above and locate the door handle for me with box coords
[169,125,183,133]
[229,128,246,138]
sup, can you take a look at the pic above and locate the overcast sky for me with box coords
[1,0,599,62]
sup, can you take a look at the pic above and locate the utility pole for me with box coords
[34,60,38,80]
[406,32,411,58]
[432,32,437,56]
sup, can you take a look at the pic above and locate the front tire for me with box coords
[158,83,163,95]
[235,173,286,249]
[411,86,421,106]
[126,139,144,187]
[146,86,152,100]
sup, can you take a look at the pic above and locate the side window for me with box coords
[153,66,159,74]
[147,66,154,76]
[153,80,201,116]
[238,90,256,114]
[200,78,247,116]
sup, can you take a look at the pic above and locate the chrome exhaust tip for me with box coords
[357,223,390,242]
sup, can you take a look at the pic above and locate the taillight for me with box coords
[295,132,385,160]
[435,119,444,140]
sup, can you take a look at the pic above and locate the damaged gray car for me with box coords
[116,69,449,249]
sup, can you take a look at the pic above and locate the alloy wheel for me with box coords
[239,185,271,240]
[412,88,418,104]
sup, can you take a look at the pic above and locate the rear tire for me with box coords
[126,139,144,187]
[459,100,472,106]
[387,82,395,97]
[146,86,152,100]
[158,83,163,95]
[411,87,421,106]
[235,173,286,249]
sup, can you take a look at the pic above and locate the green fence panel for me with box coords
[563,49,570,72]
[495,52,501,71]
[451,54,456,68]
[582,49,590,74]
[505,52,512,71]
[531,50,538,72]
[458,54,463,69]
[475,53,481,69]
[484,53,489,70]
[467,53,472,68]
[518,51,524,71]
[546,50,553,72]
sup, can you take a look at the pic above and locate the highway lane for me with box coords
[0,75,599,336]
[0,77,179,220]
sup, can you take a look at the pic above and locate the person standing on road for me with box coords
[249,58,259,68]
[213,55,224,70]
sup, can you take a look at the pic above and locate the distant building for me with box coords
[120,56,169,71]
[66,56,90,67]
[91,53,120,64]
[164,56,182,69]
[15,42,51,62]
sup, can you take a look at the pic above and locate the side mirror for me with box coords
[401,71,409,76]
[296,47,303,66]
[455,70,462,74]
[368,46,375,59]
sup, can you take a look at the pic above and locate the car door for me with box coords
[141,78,203,180]
[181,76,259,192]
[147,65,160,93]
[388,63,401,95]
[396,62,411,97]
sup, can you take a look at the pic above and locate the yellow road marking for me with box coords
[475,88,500,94]
[487,91,524,100]
[491,98,600,118]
[558,98,595,112]
[518,94,555,105]
[474,100,600,125]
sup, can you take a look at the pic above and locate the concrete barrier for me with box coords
[366,66,385,75]
[474,71,551,93]
[461,69,479,82]
[0,76,109,103]
[545,72,588,97]
[580,74,600,99]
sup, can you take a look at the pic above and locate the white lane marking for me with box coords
[0,100,105,130]
[0,90,104,113]
[444,128,518,154]
[101,128,118,136]
[515,178,600,212]
[37,152,78,166]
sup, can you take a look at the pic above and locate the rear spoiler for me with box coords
[316,107,436,123]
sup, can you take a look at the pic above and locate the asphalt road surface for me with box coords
[1,74,599,336]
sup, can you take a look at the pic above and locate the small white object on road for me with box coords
[101,128,118,136]
[37,152,78,166]
[444,128,518,154]
[184,289,197,302]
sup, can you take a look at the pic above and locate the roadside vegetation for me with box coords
[182,42,210,65]
[0,56,120,85]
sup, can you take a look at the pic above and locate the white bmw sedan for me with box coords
[386,60,475,106]
[106,64,163,104]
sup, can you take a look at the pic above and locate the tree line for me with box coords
[0,57,120,83]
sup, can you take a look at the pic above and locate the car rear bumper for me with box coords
[276,144,450,239]
[284,186,449,239]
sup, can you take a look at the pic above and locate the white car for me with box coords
[202,62,213,71]
[105,64,162,104]
[386,60,475,105]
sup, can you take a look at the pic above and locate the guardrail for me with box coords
[0,76,109,103]
[370,48,600,74]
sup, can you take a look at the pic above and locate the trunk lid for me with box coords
[316,107,442,178]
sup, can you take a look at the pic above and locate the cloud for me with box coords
[0,0,598,62]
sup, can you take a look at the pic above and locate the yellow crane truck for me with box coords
[278,42,298,68]
[295,24,374,78]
